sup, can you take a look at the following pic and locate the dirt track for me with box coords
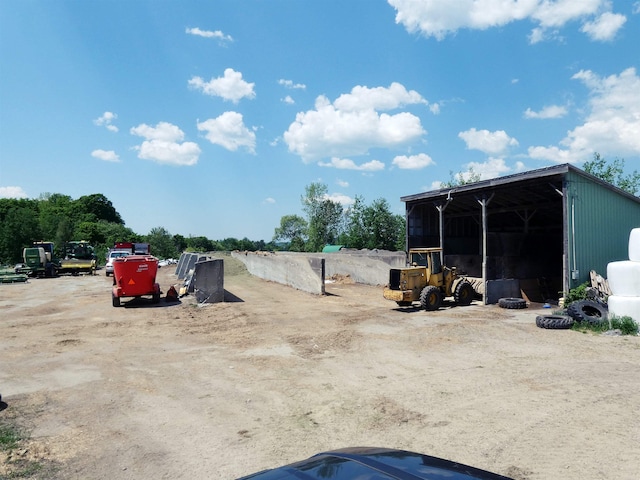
[1,254,639,479]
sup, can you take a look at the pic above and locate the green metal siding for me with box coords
[566,170,640,288]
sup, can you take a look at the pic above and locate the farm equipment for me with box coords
[383,247,475,311]
[59,241,97,275]
[113,242,151,255]
[15,241,96,277]
[15,242,59,277]
[1,267,28,283]
[111,254,161,307]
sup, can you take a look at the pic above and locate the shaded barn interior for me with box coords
[403,169,566,303]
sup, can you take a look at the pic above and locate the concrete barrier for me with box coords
[176,252,198,279]
[193,258,224,303]
[231,251,325,295]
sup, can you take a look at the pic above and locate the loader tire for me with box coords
[420,286,442,311]
[454,280,474,306]
[567,300,607,324]
[536,314,574,329]
[498,297,527,309]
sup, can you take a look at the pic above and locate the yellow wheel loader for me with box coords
[383,248,475,311]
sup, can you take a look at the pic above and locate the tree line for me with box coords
[0,185,406,265]
[0,193,277,265]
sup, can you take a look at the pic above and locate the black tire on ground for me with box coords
[112,294,120,307]
[152,293,160,304]
[567,300,607,324]
[498,297,527,309]
[396,301,412,307]
[536,314,574,329]
[454,280,474,306]
[420,285,442,311]
[105,271,110,277]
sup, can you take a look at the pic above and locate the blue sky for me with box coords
[1,1,639,242]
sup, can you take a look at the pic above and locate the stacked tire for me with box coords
[607,228,640,321]
[566,300,607,324]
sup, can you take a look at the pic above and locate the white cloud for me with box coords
[464,158,512,179]
[388,0,626,43]
[524,105,568,119]
[333,83,428,111]
[282,95,295,105]
[94,111,118,132]
[325,193,355,206]
[283,83,427,162]
[392,153,434,169]
[458,128,519,155]
[0,186,28,198]
[528,67,640,163]
[185,27,233,43]
[188,68,256,103]
[633,2,640,15]
[336,179,349,188]
[318,157,385,171]
[580,12,626,41]
[130,122,201,166]
[197,111,256,153]
[278,79,306,90]
[91,149,120,162]
[263,197,276,204]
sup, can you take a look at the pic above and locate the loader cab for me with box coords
[409,248,443,274]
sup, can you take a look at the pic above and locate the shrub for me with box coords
[611,316,639,335]
[563,282,589,306]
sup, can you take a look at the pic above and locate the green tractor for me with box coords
[383,247,475,311]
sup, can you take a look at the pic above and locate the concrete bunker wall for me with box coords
[231,251,325,295]
[305,250,406,285]
[177,250,407,298]
[231,250,406,295]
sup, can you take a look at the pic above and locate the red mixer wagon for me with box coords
[111,255,161,307]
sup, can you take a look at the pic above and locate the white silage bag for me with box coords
[629,228,640,262]
[607,261,640,296]
[607,295,640,321]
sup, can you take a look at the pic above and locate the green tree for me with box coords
[173,234,187,253]
[340,196,367,248]
[92,221,139,261]
[145,227,178,259]
[583,153,640,195]
[74,194,124,224]
[302,182,343,252]
[341,197,405,251]
[38,193,74,241]
[273,214,308,251]
[0,201,41,263]
[186,236,214,252]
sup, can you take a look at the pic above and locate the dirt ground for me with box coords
[1,253,639,480]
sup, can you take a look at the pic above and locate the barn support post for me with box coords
[435,195,452,251]
[476,193,494,305]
